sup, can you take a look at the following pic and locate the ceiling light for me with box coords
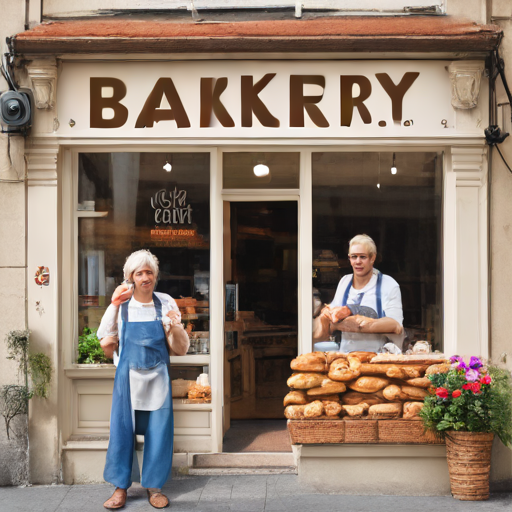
[253,164,270,177]
[163,161,172,172]
[376,183,381,189]
[391,153,397,175]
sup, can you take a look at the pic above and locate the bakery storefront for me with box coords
[15,22,497,492]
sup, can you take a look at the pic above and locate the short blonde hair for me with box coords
[348,234,377,258]
[123,250,159,283]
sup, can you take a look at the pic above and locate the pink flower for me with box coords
[436,387,449,399]
[452,389,462,398]
[480,375,492,385]
[465,369,480,382]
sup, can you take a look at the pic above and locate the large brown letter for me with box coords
[290,76,329,128]
[241,74,280,128]
[90,78,128,129]
[375,72,420,123]
[340,76,372,127]
[135,78,190,128]
[200,77,234,128]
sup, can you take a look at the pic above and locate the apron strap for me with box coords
[153,293,163,321]
[341,271,385,318]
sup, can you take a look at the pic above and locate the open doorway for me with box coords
[223,201,298,452]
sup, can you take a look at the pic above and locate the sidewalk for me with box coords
[0,475,511,512]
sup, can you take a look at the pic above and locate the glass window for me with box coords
[223,152,299,189]
[77,152,210,353]
[312,151,443,351]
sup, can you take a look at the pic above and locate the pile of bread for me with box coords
[284,351,449,421]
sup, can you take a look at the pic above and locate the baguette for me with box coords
[290,352,327,373]
[368,402,402,419]
[348,376,390,393]
[403,401,424,420]
[287,372,326,389]
[425,363,451,375]
[400,385,429,400]
[304,400,324,419]
[283,390,308,406]
[348,351,377,363]
[284,405,305,419]
[307,379,347,396]
[405,377,432,389]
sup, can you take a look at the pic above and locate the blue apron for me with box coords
[103,294,174,489]
[339,271,388,353]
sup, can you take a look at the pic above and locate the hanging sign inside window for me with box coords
[151,187,192,225]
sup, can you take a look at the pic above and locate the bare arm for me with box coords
[332,315,403,335]
[167,324,190,356]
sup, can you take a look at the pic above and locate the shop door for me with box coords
[223,200,298,452]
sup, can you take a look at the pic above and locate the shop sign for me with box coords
[151,187,192,225]
[57,60,461,138]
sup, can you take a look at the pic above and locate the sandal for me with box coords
[103,488,127,509]
[147,489,169,509]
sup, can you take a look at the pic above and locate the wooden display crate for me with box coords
[288,419,444,445]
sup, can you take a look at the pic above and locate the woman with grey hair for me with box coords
[98,249,189,509]
[313,234,404,353]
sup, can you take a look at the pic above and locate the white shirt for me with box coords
[97,292,180,411]
[330,269,404,351]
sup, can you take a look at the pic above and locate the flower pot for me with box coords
[445,431,494,501]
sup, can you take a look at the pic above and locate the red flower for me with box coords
[462,383,472,390]
[480,375,492,385]
[471,382,482,394]
[436,387,449,399]
[452,389,462,398]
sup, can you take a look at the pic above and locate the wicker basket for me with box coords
[345,419,378,443]
[287,419,344,444]
[378,420,443,444]
[445,431,494,501]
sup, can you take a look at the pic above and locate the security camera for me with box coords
[0,91,32,131]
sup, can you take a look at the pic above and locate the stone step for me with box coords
[192,452,295,469]
[189,466,297,476]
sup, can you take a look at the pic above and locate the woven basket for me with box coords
[445,431,494,501]
[287,419,344,444]
[378,420,443,444]
[345,419,378,443]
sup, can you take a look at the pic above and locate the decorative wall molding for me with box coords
[25,138,59,186]
[26,59,58,110]
[448,61,485,110]
[451,145,487,187]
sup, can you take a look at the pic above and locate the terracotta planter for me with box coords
[445,431,494,501]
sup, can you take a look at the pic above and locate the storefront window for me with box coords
[77,152,210,353]
[223,152,299,189]
[312,151,443,351]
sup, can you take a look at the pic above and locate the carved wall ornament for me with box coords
[448,61,485,110]
[26,59,58,110]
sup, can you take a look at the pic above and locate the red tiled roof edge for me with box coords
[12,17,502,54]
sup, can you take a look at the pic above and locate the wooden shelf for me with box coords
[77,211,109,218]
[170,354,210,365]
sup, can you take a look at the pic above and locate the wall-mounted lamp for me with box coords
[253,163,270,177]
[391,153,397,175]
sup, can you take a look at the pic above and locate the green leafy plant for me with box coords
[1,330,53,440]
[420,356,512,447]
[78,327,111,364]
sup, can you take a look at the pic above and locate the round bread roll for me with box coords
[283,390,308,406]
[323,401,342,417]
[403,401,424,420]
[287,372,325,389]
[348,376,390,393]
[328,358,361,382]
[290,352,327,373]
[304,400,324,418]
[284,405,306,419]
[382,384,404,401]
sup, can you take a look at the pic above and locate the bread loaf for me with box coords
[341,403,370,417]
[348,351,377,363]
[304,400,324,418]
[290,352,327,373]
[425,363,451,375]
[287,372,325,389]
[368,402,402,419]
[401,366,429,378]
[405,377,432,389]
[348,376,390,393]
[284,405,305,419]
[385,366,407,380]
[403,401,424,420]
[328,357,361,382]
[323,401,342,417]
[382,384,405,401]
[326,352,347,365]
[341,390,386,406]
[283,390,308,406]
[400,385,428,400]
[307,378,346,395]
[312,394,340,402]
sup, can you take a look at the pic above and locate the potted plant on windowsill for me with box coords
[420,355,512,501]
[77,327,113,365]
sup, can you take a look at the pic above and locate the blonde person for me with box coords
[98,250,189,509]
[313,234,404,353]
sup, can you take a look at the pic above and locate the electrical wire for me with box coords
[495,145,512,175]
